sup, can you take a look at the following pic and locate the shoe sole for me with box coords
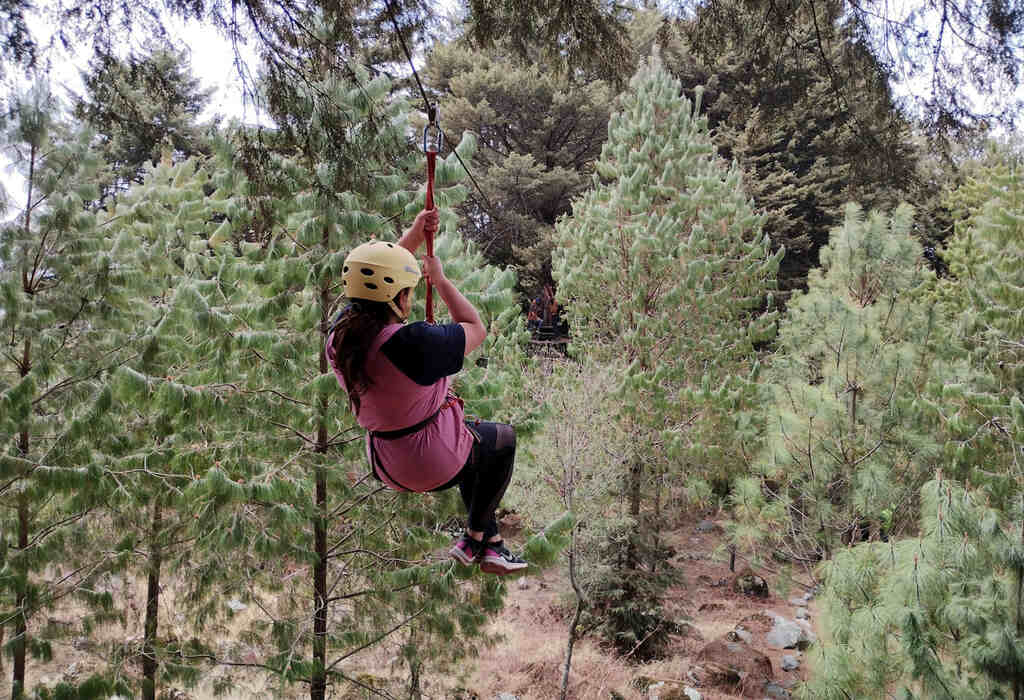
[449,547,477,565]
[480,560,529,575]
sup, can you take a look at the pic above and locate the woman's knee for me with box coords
[494,423,516,453]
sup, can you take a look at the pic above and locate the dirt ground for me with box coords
[449,520,817,700]
[5,518,819,700]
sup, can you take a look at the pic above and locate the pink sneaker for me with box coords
[449,534,483,565]
[480,542,528,575]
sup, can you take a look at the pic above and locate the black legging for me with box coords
[431,421,515,541]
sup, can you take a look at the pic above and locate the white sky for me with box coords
[2,0,1020,216]
[2,1,465,213]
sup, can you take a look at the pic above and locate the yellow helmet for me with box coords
[342,241,421,318]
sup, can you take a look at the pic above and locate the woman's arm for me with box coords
[398,209,439,254]
[422,255,486,355]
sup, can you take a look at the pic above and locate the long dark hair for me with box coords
[330,298,398,415]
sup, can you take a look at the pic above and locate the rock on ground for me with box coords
[764,613,816,650]
[732,566,770,597]
[693,634,774,696]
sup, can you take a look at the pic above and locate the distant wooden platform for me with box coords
[527,335,571,358]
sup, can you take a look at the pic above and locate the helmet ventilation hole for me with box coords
[386,243,394,248]
[384,276,394,283]
[343,265,349,273]
[361,268,374,276]
[365,282,378,290]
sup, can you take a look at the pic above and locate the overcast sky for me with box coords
[2,1,1021,217]
[1,1,469,212]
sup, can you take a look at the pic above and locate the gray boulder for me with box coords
[765,613,816,650]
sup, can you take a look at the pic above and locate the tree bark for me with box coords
[12,338,32,700]
[627,458,643,570]
[561,526,586,700]
[142,497,163,700]
[311,467,328,700]
[12,496,29,700]
[21,141,35,293]
[1014,515,1023,700]
[311,272,332,700]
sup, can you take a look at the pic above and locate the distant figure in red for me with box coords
[527,300,541,332]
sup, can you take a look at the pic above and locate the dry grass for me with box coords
[6,520,817,700]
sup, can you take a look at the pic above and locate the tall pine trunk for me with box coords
[626,458,642,570]
[312,469,327,700]
[13,494,28,700]
[12,138,35,694]
[142,497,163,700]
[561,526,585,700]
[12,335,32,699]
[311,282,332,700]
[1015,517,1023,700]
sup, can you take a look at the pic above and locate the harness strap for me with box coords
[369,399,449,440]
[367,395,464,490]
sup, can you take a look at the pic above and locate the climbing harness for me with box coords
[423,105,443,323]
[368,393,463,489]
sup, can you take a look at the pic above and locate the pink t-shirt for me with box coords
[326,322,474,491]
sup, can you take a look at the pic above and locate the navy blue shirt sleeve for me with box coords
[380,322,466,386]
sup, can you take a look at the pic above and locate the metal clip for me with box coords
[423,103,443,154]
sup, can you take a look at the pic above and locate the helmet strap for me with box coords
[387,299,409,322]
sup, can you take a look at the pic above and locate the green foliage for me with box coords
[733,203,957,560]
[581,527,680,662]
[422,41,613,291]
[550,53,777,665]
[921,151,1024,510]
[162,62,531,697]
[801,478,1024,700]
[32,674,132,700]
[521,511,574,568]
[798,152,1023,698]
[464,0,632,79]
[942,154,1024,384]
[642,2,930,294]
[553,53,781,491]
[73,43,214,202]
[0,81,129,697]
[82,152,241,697]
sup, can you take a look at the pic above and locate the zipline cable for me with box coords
[381,0,495,213]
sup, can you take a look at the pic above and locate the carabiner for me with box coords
[423,103,443,155]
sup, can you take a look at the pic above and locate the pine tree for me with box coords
[156,67,533,698]
[802,477,1024,700]
[421,40,613,291]
[728,203,959,562]
[637,2,928,295]
[552,53,779,655]
[75,151,244,699]
[0,82,122,698]
[798,149,1024,700]
[73,43,214,204]
[555,52,780,495]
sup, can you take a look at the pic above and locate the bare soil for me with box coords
[450,520,816,700]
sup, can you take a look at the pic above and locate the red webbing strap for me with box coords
[425,149,437,324]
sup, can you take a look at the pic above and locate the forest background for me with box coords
[0,0,1023,699]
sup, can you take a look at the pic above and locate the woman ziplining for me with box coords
[323,110,528,576]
